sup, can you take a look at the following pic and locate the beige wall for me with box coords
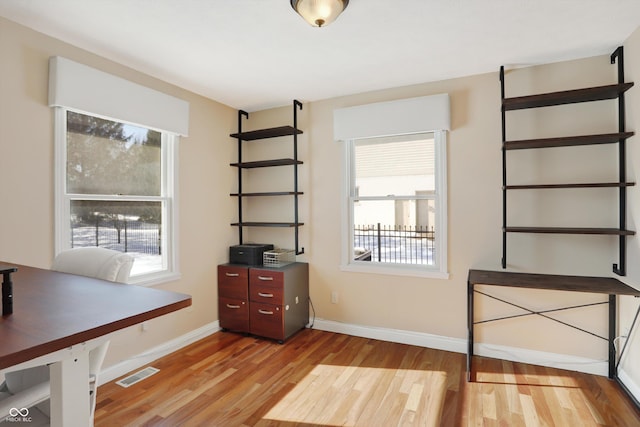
[243,53,628,364]
[0,16,236,368]
[2,13,639,393]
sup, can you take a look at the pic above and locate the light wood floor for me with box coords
[94,329,640,426]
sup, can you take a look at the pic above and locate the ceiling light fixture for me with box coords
[290,0,349,27]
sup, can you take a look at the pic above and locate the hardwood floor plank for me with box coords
[95,329,640,426]
[520,393,541,426]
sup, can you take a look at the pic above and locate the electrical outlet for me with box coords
[331,291,339,304]
[141,321,149,332]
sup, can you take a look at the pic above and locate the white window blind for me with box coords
[48,56,189,136]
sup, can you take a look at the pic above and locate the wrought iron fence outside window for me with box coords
[71,216,161,256]
[353,223,435,265]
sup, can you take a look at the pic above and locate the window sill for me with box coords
[128,271,182,287]
[340,263,449,279]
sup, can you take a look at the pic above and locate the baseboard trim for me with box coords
[475,342,608,377]
[99,321,220,385]
[100,318,612,386]
[312,318,467,353]
[312,318,608,377]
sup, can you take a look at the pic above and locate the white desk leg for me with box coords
[49,352,90,427]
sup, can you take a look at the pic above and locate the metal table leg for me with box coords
[467,280,474,381]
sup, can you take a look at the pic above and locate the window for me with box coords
[55,109,179,284]
[334,94,450,278]
[49,56,188,285]
[343,131,448,277]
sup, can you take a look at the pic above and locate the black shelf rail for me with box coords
[500,47,635,274]
[230,100,305,255]
[236,109,249,245]
[293,100,304,255]
[612,46,630,276]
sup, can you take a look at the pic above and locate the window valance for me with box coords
[48,56,189,136]
[333,94,450,141]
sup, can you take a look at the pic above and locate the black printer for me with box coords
[229,243,274,265]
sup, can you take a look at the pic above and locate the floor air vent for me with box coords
[116,367,159,388]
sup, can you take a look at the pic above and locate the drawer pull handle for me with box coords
[258,292,274,298]
[226,304,241,309]
[258,309,274,315]
[258,276,274,281]
[225,273,240,277]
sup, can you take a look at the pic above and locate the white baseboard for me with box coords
[475,343,608,377]
[312,318,608,377]
[99,318,611,387]
[312,318,467,353]
[98,321,220,385]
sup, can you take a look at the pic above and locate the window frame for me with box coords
[54,107,180,286]
[340,130,448,279]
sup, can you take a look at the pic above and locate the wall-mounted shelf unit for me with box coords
[501,46,635,275]
[230,100,305,255]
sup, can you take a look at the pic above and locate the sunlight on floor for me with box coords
[263,364,448,426]
[463,362,606,426]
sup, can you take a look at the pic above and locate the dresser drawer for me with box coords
[249,302,284,341]
[219,296,249,333]
[218,265,249,300]
[249,282,284,304]
[249,269,284,288]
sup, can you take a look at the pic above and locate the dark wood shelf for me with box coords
[230,158,303,169]
[231,222,304,228]
[504,132,634,150]
[469,269,640,296]
[503,83,634,111]
[230,126,302,141]
[504,182,635,190]
[504,226,635,236]
[230,192,304,197]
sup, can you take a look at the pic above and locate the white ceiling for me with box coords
[1,0,640,112]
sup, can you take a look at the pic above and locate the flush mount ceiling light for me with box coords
[290,0,350,27]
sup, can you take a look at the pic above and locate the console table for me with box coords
[467,269,640,404]
[0,263,192,427]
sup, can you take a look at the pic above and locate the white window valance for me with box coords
[333,94,450,141]
[48,56,189,136]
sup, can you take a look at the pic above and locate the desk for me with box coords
[0,263,191,426]
[467,270,640,387]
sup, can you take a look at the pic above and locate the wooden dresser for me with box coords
[218,262,309,343]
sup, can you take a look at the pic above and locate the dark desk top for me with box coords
[468,269,640,296]
[0,263,191,369]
